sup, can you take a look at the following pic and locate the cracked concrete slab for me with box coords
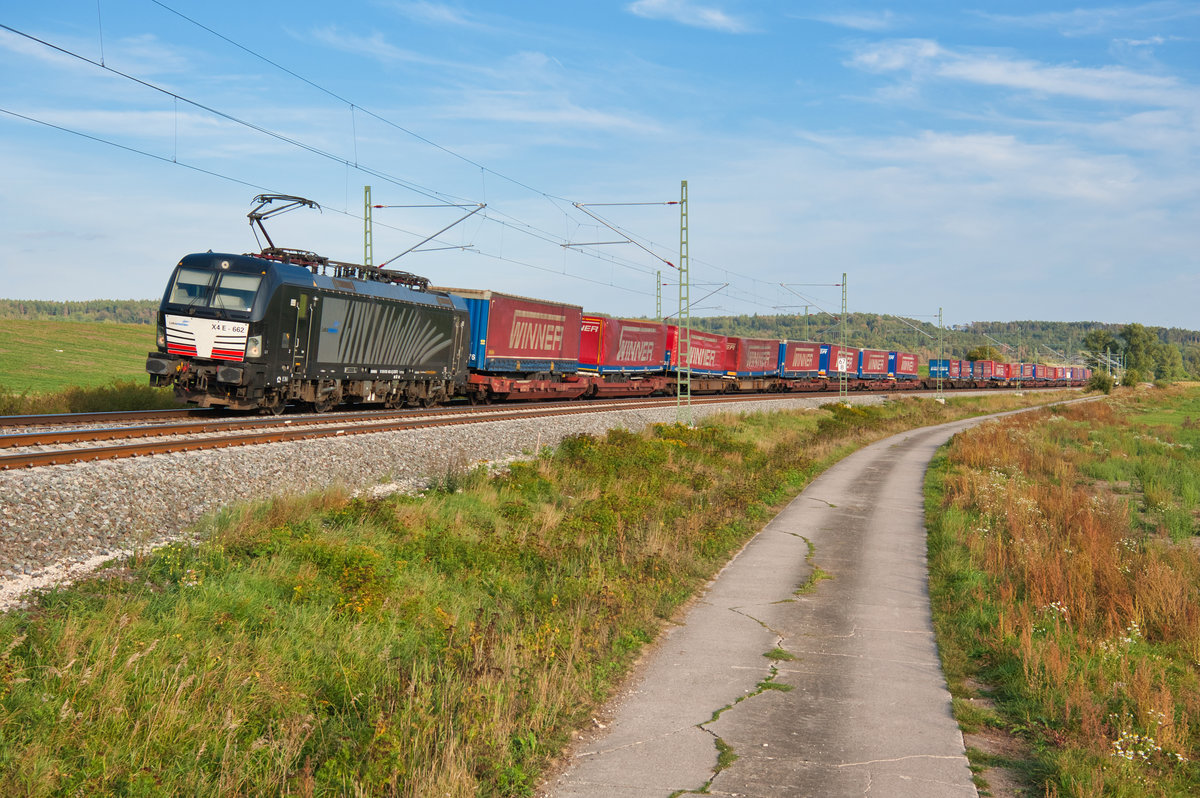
[540,414,1011,798]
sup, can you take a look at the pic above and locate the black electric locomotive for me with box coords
[146,251,470,413]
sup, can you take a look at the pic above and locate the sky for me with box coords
[2,1,1198,332]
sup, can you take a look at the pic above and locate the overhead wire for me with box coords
[2,20,664,286]
[4,12,812,317]
[138,2,793,310]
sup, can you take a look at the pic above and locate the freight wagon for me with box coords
[432,287,586,402]
[890,351,920,381]
[725,336,782,392]
[819,344,857,379]
[857,349,890,380]
[779,341,822,380]
[578,315,669,397]
[666,325,729,392]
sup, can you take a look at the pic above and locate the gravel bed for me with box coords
[0,395,887,612]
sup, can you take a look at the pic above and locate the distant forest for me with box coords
[688,313,1200,379]
[1,300,1195,378]
[0,299,158,325]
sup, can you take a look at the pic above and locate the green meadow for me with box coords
[0,319,155,395]
[0,320,177,413]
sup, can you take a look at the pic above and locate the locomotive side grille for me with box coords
[319,298,453,367]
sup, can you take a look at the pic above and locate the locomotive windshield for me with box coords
[167,266,262,313]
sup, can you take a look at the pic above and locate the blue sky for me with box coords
[2,1,1198,331]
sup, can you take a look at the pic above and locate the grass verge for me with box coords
[0,319,156,396]
[926,384,1200,796]
[0,391,1073,796]
[0,379,181,415]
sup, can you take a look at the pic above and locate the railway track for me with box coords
[0,393,795,470]
[0,388,1070,471]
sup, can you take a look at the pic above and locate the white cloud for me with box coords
[385,1,482,28]
[849,39,943,73]
[0,27,90,69]
[941,57,1181,105]
[849,39,1194,107]
[442,89,663,135]
[812,10,902,32]
[626,0,753,33]
[307,26,456,68]
[976,2,1200,37]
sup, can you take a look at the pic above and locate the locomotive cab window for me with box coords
[212,273,262,312]
[168,268,215,305]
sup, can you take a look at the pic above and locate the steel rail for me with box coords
[0,402,592,450]
[0,387,1075,470]
[0,393,807,470]
[0,403,664,470]
[0,393,797,451]
[0,407,216,429]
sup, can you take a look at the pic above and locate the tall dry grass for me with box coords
[931,393,1200,795]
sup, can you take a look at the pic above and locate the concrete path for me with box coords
[541,414,995,798]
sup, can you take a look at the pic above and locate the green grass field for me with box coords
[0,319,155,395]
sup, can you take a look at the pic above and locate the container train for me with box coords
[146,249,1089,413]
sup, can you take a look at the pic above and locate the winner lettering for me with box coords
[509,310,565,352]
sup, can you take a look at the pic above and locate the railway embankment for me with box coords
[0,390,1079,795]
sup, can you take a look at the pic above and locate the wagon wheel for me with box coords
[312,390,340,413]
[259,392,287,416]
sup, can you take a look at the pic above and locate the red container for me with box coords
[894,352,919,379]
[579,315,667,373]
[949,360,962,378]
[820,344,857,376]
[994,363,1009,380]
[858,349,889,379]
[666,325,726,374]
[974,360,995,380]
[726,336,781,376]
[781,341,821,378]
[443,287,582,370]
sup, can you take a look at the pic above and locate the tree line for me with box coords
[689,314,1199,380]
[0,299,158,325]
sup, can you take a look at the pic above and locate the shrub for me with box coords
[1087,372,1115,394]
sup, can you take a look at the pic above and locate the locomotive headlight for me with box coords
[156,325,166,348]
[245,335,263,358]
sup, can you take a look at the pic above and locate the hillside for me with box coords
[687,313,1200,378]
[0,319,154,394]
